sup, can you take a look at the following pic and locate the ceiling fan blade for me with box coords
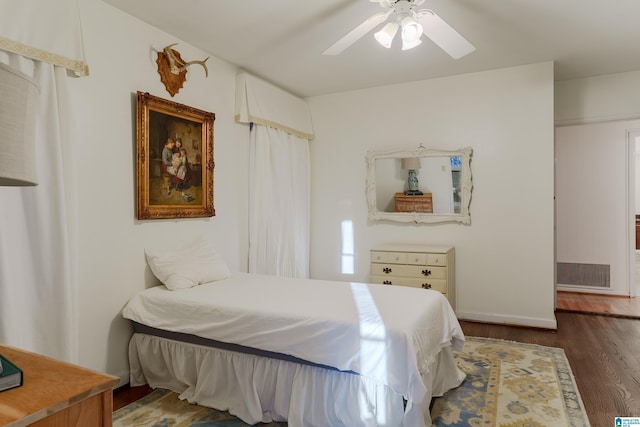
[417,10,475,59]
[370,0,394,5]
[323,10,392,55]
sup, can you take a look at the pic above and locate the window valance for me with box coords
[0,0,89,76]
[235,72,314,140]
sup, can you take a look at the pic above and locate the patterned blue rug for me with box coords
[430,337,590,426]
[113,337,590,426]
[113,387,284,427]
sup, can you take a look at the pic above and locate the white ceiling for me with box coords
[102,0,640,97]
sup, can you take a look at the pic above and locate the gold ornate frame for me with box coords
[136,91,215,219]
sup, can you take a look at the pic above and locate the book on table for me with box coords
[0,353,23,392]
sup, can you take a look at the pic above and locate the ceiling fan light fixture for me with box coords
[323,0,474,57]
[400,16,423,44]
[401,36,422,51]
[374,21,399,48]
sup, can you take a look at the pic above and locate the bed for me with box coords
[122,272,465,427]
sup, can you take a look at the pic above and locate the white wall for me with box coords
[67,0,249,382]
[555,70,640,125]
[307,62,556,329]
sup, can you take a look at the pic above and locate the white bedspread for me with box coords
[122,273,465,412]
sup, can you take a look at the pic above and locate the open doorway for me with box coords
[555,120,640,317]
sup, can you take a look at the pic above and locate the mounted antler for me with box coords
[156,43,209,97]
[163,44,209,77]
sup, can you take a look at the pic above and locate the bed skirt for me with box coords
[128,333,463,427]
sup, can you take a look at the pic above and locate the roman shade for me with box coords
[0,0,88,76]
[235,72,314,140]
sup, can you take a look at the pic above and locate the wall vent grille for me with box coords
[557,262,610,288]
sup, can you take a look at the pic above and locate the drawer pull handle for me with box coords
[422,269,432,276]
[383,267,392,274]
[383,280,392,285]
[421,283,432,289]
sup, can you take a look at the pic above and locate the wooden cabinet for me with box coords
[370,245,456,310]
[0,345,119,427]
[394,192,433,213]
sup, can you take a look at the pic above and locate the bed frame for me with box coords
[131,321,354,373]
[127,324,459,426]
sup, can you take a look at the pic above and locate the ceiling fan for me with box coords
[323,0,475,59]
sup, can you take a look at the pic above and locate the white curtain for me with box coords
[249,125,310,278]
[0,51,77,362]
[235,72,313,278]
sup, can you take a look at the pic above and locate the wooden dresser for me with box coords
[394,192,433,213]
[0,345,119,427]
[370,245,456,310]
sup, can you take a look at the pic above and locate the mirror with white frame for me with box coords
[366,146,473,224]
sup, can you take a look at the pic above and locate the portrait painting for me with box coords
[136,91,215,219]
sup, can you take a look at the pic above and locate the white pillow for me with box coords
[145,238,231,290]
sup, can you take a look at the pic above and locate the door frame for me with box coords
[627,129,640,297]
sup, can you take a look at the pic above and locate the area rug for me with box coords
[113,337,590,427]
[113,387,285,426]
[430,337,590,427]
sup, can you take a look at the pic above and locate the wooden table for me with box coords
[0,345,119,427]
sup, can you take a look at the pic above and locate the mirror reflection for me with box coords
[366,147,472,224]
[375,156,462,214]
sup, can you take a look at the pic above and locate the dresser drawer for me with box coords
[370,245,455,311]
[426,254,447,266]
[371,251,446,266]
[405,253,427,265]
[370,263,447,279]
[370,251,407,264]
[370,275,448,293]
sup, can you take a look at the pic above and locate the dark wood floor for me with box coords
[557,290,640,318]
[114,384,153,411]
[115,305,640,426]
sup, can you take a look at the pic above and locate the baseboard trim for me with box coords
[557,290,631,299]
[557,284,628,296]
[456,311,557,330]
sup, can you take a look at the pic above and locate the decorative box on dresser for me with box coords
[394,192,433,213]
[0,344,119,427]
[370,245,456,311]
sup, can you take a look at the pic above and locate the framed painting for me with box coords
[136,91,215,219]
